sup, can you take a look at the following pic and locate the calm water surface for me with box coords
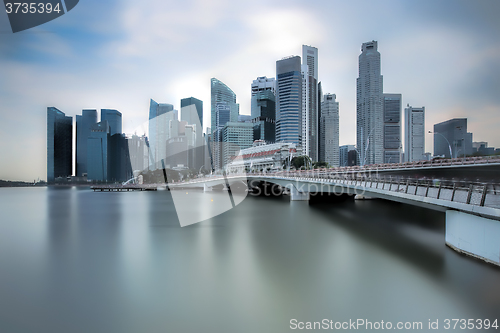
[0,187,499,332]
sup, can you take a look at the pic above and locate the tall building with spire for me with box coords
[357,40,383,165]
[302,45,319,161]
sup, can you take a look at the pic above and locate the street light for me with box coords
[428,131,453,159]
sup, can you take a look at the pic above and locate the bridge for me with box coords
[169,158,500,267]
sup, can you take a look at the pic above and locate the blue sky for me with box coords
[1,0,500,181]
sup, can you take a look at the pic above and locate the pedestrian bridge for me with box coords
[170,167,500,267]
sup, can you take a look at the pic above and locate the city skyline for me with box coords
[1,0,500,181]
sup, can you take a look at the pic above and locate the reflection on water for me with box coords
[0,187,499,332]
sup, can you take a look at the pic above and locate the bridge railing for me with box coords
[270,171,500,209]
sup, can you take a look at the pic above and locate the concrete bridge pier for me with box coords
[290,186,310,201]
[446,210,500,267]
[203,184,212,192]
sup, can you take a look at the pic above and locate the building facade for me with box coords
[383,93,402,163]
[148,99,177,170]
[276,56,302,146]
[211,78,239,133]
[357,40,384,165]
[222,122,253,169]
[47,107,73,182]
[251,76,275,100]
[87,121,109,181]
[319,94,340,167]
[404,105,425,162]
[251,90,276,143]
[302,45,319,161]
[100,109,122,136]
[76,109,97,177]
[339,145,356,167]
[433,118,473,158]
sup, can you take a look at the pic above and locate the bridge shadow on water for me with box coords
[308,195,448,279]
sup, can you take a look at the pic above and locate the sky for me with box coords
[1,0,500,181]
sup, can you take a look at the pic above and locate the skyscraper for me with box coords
[76,109,97,177]
[149,99,176,170]
[251,90,276,143]
[433,118,473,158]
[100,109,122,136]
[302,45,319,161]
[211,78,239,133]
[47,107,72,182]
[301,63,309,157]
[251,76,275,99]
[276,56,302,145]
[383,94,402,163]
[357,40,383,165]
[180,97,203,129]
[180,97,204,170]
[87,120,109,181]
[320,94,340,167]
[404,105,425,162]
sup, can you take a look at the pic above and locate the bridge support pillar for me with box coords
[203,184,212,192]
[446,210,500,267]
[290,187,309,201]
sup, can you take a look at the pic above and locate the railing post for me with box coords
[480,184,488,207]
[451,183,457,201]
[425,181,430,197]
[405,179,410,194]
[414,181,418,195]
[437,182,442,199]
[466,184,473,204]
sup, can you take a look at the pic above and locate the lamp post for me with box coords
[428,131,453,159]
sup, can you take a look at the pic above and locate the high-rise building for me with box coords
[251,90,276,143]
[317,81,323,161]
[108,133,132,182]
[180,97,203,129]
[211,78,239,134]
[276,56,302,145]
[383,94,402,163]
[357,40,383,165]
[251,76,275,99]
[302,45,319,161]
[340,145,356,167]
[148,99,177,170]
[47,107,73,182]
[404,105,425,162]
[128,134,149,174]
[301,64,309,157]
[76,109,97,177]
[100,109,122,136]
[222,122,253,168]
[433,118,473,158]
[181,97,204,171]
[319,94,340,167]
[87,120,109,181]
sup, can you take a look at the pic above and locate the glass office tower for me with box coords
[47,107,73,182]
[276,56,302,145]
[87,121,109,182]
[180,97,203,129]
[149,99,176,170]
[211,78,239,134]
[76,109,97,177]
[251,90,276,143]
[100,109,122,136]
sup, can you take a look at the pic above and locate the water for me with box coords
[0,187,499,332]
